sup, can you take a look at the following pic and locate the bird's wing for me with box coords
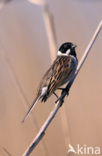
[46,56,77,95]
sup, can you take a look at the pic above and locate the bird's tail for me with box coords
[22,96,41,123]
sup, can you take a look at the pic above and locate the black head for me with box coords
[58,42,77,57]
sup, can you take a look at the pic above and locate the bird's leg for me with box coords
[53,88,68,104]
[53,91,63,104]
[55,88,69,104]
[53,91,62,103]
[53,91,59,98]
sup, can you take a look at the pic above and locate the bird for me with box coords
[22,42,78,122]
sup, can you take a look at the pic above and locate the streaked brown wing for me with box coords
[47,56,75,95]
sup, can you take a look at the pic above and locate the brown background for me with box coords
[0,0,102,156]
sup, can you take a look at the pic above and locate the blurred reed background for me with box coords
[0,0,102,156]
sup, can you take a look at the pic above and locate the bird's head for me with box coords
[57,42,77,57]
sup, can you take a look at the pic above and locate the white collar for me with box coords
[57,49,70,56]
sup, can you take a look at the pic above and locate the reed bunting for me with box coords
[22,42,78,122]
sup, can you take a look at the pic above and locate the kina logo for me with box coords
[67,144,101,155]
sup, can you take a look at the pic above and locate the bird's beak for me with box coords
[72,44,77,48]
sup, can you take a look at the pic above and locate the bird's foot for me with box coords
[55,97,64,104]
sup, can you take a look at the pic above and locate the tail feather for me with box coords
[22,96,40,123]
